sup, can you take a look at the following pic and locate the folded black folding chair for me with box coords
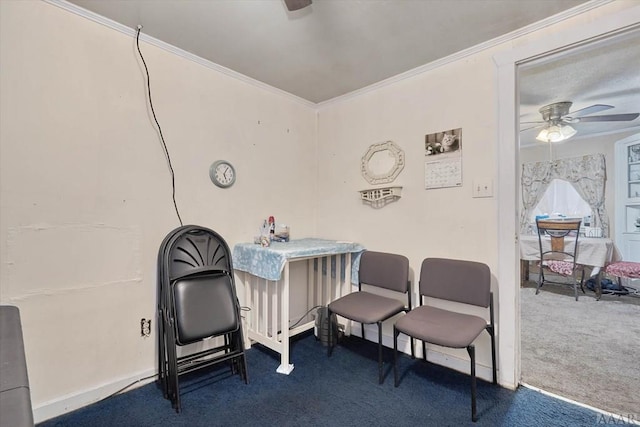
[157,225,248,412]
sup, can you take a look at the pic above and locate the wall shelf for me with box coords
[359,186,402,207]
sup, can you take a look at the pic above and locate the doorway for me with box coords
[494,5,640,414]
[518,25,640,417]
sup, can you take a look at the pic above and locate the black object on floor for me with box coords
[585,277,629,295]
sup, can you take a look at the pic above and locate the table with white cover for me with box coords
[233,238,365,374]
[519,234,619,298]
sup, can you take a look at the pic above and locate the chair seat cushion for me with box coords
[395,305,487,348]
[328,291,405,324]
[605,261,640,279]
[173,274,239,345]
[543,260,575,276]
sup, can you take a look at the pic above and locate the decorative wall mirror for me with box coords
[360,141,405,185]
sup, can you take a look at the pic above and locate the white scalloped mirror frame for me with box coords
[360,141,405,185]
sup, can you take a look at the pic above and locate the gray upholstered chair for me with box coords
[327,250,412,384]
[393,258,496,422]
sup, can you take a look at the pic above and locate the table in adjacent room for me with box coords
[232,238,365,374]
[520,234,619,298]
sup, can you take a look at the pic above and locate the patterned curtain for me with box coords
[520,153,609,237]
[520,161,552,234]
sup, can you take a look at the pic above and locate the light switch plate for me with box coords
[472,179,493,198]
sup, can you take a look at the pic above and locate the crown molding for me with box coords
[42,0,317,109]
[317,0,614,109]
[43,0,613,111]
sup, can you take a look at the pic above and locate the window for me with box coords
[530,179,591,221]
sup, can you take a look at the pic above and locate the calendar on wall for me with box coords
[424,128,462,189]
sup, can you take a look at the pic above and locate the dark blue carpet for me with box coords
[39,333,607,426]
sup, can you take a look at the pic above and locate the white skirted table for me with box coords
[519,235,617,268]
[519,234,619,298]
[233,238,365,374]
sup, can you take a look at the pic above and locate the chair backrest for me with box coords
[535,219,581,263]
[419,258,491,308]
[165,226,233,281]
[359,250,409,293]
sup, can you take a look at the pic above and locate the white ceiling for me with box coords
[63,0,639,143]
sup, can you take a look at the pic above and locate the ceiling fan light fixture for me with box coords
[536,123,577,143]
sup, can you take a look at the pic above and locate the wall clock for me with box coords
[209,160,236,188]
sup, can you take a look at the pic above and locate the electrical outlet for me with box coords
[140,318,151,337]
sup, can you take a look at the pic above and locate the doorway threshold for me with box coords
[520,383,640,426]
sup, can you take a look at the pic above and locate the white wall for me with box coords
[0,1,317,421]
[316,48,501,382]
[317,0,639,390]
[1,0,638,423]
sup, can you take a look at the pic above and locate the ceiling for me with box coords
[67,0,589,103]
[519,27,640,146]
[64,0,639,143]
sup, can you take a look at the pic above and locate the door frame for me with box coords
[493,5,640,389]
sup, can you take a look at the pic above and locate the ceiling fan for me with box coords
[521,101,640,142]
[284,0,312,11]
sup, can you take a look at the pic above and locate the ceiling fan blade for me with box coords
[520,124,545,132]
[575,113,640,122]
[284,0,312,11]
[567,104,614,118]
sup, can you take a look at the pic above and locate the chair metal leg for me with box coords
[573,268,585,301]
[166,322,181,413]
[536,267,544,295]
[487,296,497,384]
[377,322,383,384]
[157,308,167,398]
[467,345,477,422]
[234,329,249,384]
[393,326,400,387]
[490,331,497,385]
[422,341,427,362]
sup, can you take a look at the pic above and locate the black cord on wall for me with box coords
[135,26,183,226]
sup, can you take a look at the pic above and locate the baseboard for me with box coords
[33,368,157,424]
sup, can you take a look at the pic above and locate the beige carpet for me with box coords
[521,281,640,417]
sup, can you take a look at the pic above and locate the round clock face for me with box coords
[209,160,236,188]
